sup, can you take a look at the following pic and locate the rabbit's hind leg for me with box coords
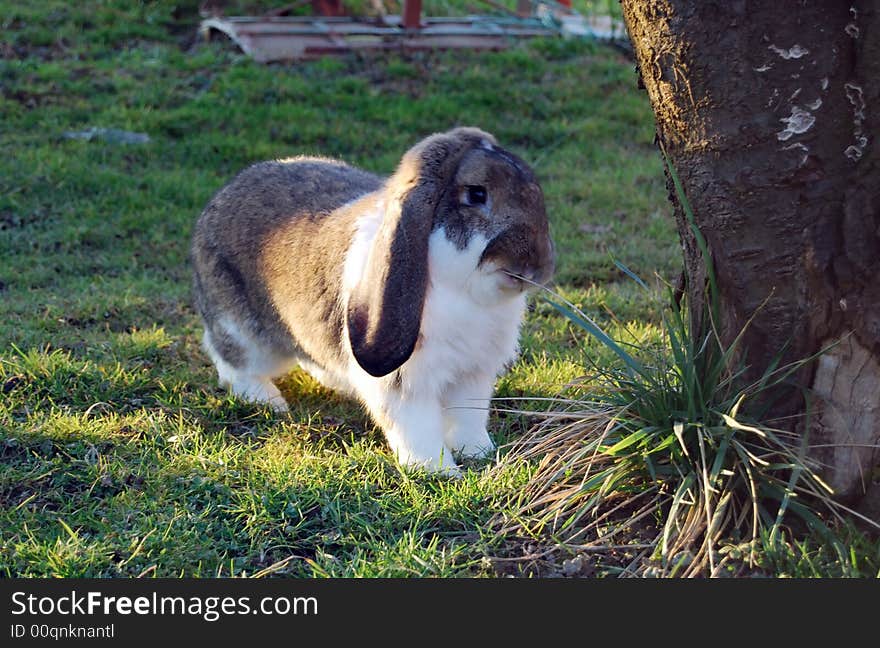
[202,321,292,413]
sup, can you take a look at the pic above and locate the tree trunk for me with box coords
[620,0,880,507]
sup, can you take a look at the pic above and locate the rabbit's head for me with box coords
[347,127,554,377]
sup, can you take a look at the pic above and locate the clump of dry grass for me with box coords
[491,402,662,576]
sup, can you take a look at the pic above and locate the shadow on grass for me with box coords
[1,344,529,577]
[0,412,510,577]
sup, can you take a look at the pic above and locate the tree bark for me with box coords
[620,0,880,506]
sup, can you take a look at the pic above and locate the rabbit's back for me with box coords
[197,158,382,235]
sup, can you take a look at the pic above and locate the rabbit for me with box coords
[190,127,555,475]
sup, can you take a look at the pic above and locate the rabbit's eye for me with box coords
[464,185,488,206]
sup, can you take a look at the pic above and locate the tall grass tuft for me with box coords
[491,157,879,577]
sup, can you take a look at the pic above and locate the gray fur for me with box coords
[192,158,381,371]
[190,126,554,398]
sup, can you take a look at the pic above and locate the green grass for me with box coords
[1,1,873,578]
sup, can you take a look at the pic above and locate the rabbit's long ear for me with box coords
[346,128,496,377]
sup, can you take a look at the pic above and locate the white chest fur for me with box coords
[337,212,526,401]
[398,229,527,397]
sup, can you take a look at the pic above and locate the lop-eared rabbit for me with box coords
[191,127,554,475]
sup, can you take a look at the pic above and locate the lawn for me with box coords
[1,1,876,577]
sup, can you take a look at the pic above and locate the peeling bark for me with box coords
[621,1,880,504]
[812,336,880,497]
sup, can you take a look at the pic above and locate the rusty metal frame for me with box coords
[403,0,423,30]
[199,0,625,62]
[200,14,558,62]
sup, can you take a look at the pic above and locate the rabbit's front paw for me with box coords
[447,426,495,459]
[377,397,461,476]
[442,376,495,459]
[392,442,462,477]
[398,450,462,478]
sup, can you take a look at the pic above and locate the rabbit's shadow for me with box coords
[274,367,377,446]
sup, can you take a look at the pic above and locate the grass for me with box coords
[1,1,875,578]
